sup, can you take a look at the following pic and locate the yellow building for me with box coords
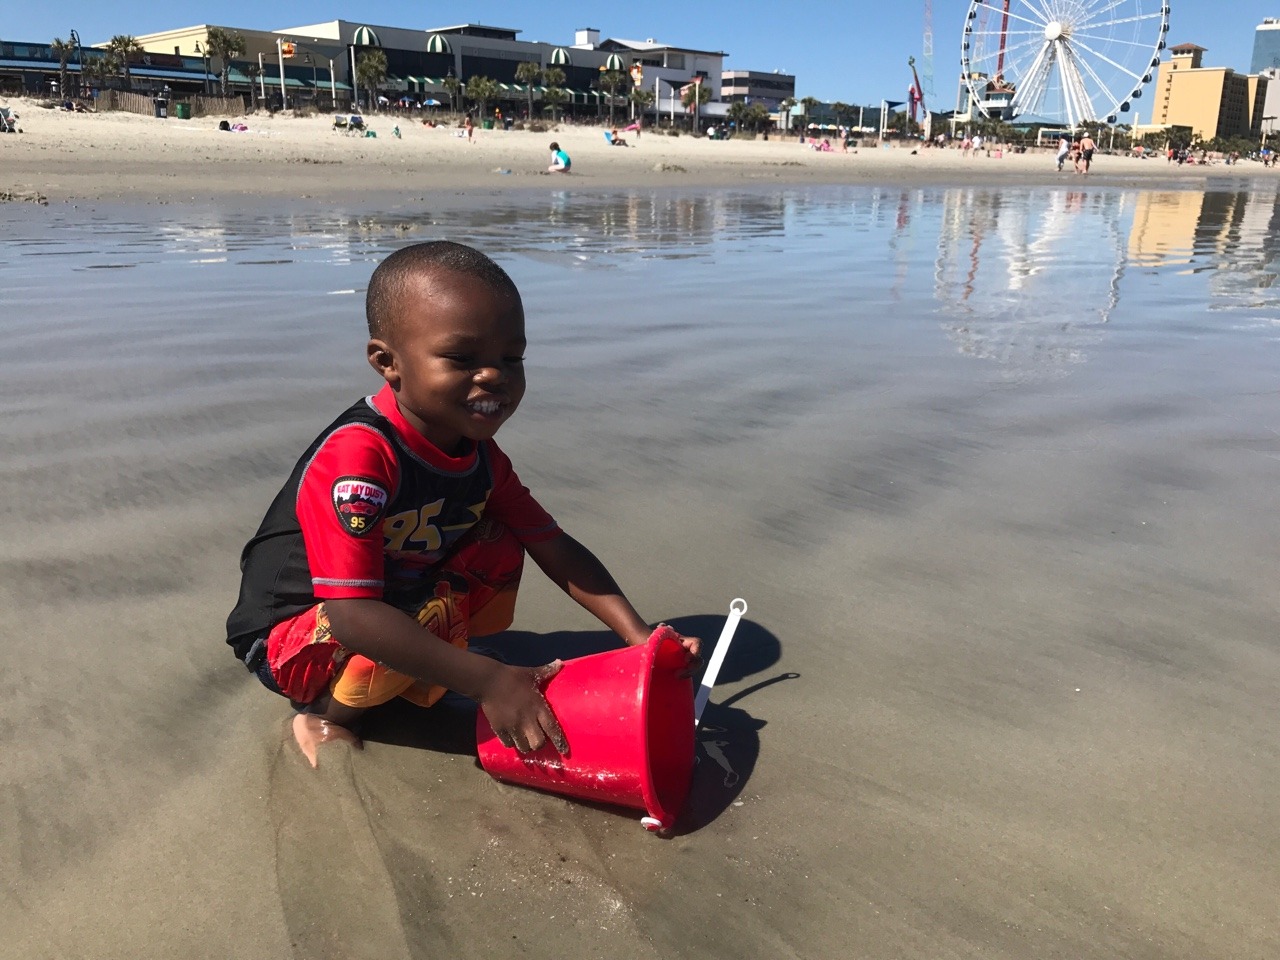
[1152,43,1269,141]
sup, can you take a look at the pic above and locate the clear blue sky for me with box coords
[7,1,1276,106]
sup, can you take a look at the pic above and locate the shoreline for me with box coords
[2,97,1277,204]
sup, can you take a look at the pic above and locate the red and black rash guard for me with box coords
[226,385,559,662]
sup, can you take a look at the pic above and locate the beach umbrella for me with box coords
[423,98,441,106]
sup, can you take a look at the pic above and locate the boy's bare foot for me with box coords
[292,713,362,768]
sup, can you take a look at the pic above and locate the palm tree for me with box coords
[831,101,849,127]
[442,74,462,115]
[542,66,566,122]
[80,52,111,91]
[779,96,797,135]
[799,96,820,136]
[245,60,262,111]
[106,35,143,91]
[465,75,498,123]
[597,69,628,125]
[205,27,246,99]
[355,49,387,111]
[727,100,749,133]
[680,80,710,131]
[51,37,73,100]
[515,60,541,123]
[629,86,654,125]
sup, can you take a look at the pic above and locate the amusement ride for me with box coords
[959,0,1171,128]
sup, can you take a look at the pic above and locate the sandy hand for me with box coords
[676,632,703,677]
[478,660,568,754]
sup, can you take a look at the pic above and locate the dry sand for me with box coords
[3,97,1280,960]
[1,95,1275,203]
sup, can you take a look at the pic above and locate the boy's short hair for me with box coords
[549,142,559,151]
[366,241,521,340]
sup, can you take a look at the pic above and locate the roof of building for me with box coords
[424,24,521,40]
[1169,43,1208,53]
[601,37,727,57]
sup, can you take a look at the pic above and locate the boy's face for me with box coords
[369,269,526,454]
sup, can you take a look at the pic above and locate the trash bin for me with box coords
[482,119,494,130]
[174,102,191,120]
[503,118,513,131]
[153,98,167,119]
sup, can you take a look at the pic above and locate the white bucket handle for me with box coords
[693,598,748,729]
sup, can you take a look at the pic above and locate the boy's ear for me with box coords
[367,338,398,385]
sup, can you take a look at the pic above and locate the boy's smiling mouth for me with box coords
[466,397,505,416]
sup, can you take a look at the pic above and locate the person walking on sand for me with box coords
[464,112,474,143]
[226,241,699,766]
[1056,135,1070,171]
[1078,132,1096,174]
[547,141,571,173]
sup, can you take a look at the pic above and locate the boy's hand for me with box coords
[478,660,568,754]
[675,633,703,678]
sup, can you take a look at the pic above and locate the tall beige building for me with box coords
[1152,43,1269,141]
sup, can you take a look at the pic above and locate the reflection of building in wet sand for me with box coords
[430,192,790,267]
[1128,187,1280,305]
[136,192,793,273]
[933,188,1128,377]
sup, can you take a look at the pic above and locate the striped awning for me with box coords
[407,75,450,88]
[603,53,625,71]
[425,33,451,54]
[352,26,380,47]
[549,47,571,66]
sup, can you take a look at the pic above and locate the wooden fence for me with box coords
[95,89,246,118]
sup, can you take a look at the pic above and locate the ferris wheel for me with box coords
[961,0,1171,128]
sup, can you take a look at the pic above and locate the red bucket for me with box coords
[476,625,695,830]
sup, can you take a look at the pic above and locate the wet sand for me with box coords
[1,97,1277,203]
[2,167,1279,958]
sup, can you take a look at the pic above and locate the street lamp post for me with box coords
[194,42,210,94]
[69,30,81,96]
[304,53,316,104]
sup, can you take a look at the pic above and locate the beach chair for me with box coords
[332,114,348,132]
[346,115,366,136]
[0,107,20,133]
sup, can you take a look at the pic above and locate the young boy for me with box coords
[227,241,697,765]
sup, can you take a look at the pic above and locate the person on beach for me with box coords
[464,112,474,143]
[1077,132,1096,174]
[1056,136,1070,171]
[226,241,699,765]
[547,141,571,173]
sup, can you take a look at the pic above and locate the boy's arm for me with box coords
[525,532,702,662]
[324,598,567,754]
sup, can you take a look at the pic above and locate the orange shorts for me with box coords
[263,519,523,709]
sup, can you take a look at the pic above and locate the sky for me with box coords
[7,1,1277,106]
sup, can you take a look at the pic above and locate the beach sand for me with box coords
[1,97,1275,203]
[3,100,1280,960]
